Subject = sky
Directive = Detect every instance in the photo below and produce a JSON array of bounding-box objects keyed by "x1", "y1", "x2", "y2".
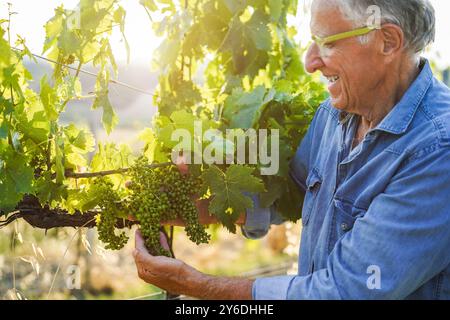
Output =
[
  {"x1": 0, "y1": 0, "x2": 162, "y2": 64},
  {"x1": 1, "y1": 0, "x2": 449, "y2": 69}
]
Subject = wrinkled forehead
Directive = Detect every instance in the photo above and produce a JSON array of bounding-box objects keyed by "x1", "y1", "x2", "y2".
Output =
[{"x1": 310, "y1": 0, "x2": 354, "y2": 37}]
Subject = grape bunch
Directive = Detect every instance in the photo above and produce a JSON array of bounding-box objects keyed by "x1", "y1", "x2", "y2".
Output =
[
  {"x1": 127, "y1": 157, "x2": 210, "y2": 256},
  {"x1": 91, "y1": 178, "x2": 129, "y2": 250},
  {"x1": 161, "y1": 166, "x2": 210, "y2": 245}
]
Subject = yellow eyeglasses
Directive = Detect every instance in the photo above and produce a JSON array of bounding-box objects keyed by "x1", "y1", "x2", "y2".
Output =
[{"x1": 311, "y1": 25, "x2": 381, "y2": 47}]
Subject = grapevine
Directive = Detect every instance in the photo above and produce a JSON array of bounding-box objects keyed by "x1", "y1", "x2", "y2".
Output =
[{"x1": 0, "y1": 0, "x2": 327, "y2": 257}]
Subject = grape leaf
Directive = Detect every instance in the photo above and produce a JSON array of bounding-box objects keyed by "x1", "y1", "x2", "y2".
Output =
[
  {"x1": 269, "y1": 0, "x2": 283, "y2": 23},
  {"x1": 139, "y1": 128, "x2": 169, "y2": 163},
  {"x1": 246, "y1": 9, "x2": 272, "y2": 51},
  {"x1": 223, "y1": 0, "x2": 246, "y2": 14},
  {"x1": 90, "y1": 143, "x2": 134, "y2": 172},
  {"x1": 140, "y1": 0, "x2": 158, "y2": 11},
  {"x1": 260, "y1": 176, "x2": 285, "y2": 208},
  {"x1": 92, "y1": 91, "x2": 118, "y2": 135},
  {"x1": 201, "y1": 165, "x2": 265, "y2": 232},
  {"x1": 0, "y1": 145, "x2": 34, "y2": 212},
  {"x1": 39, "y1": 75, "x2": 59, "y2": 121},
  {"x1": 0, "y1": 175, "x2": 23, "y2": 213},
  {"x1": 152, "y1": 39, "x2": 181, "y2": 71},
  {"x1": 274, "y1": 174, "x2": 305, "y2": 221},
  {"x1": 43, "y1": 7, "x2": 63, "y2": 54},
  {"x1": 58, "y1": 29, "x2": 82, "y2": 56},
  {"x1": 0, "y1": 121, "x2": 7, "y2": 139},
  {"x1": 223, "y1": 86, "x2": 270, "y2": 129},
  {"x1": 34, "y1": 173, "x2": 68, "y2": 208},
  {"x1": 63, "y1": 124, "x2": 95, "y2": 154}
]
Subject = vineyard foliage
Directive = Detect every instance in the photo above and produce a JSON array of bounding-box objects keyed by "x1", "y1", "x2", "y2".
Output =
[{"x1": 0, "y1": 0, "x2": 327, "y2": 249}]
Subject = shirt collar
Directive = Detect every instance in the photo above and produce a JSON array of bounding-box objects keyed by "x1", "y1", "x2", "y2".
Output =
[
  {"x1": 339, "y1": 111, "x2": 352, "y2": 124},
  {"x1": 338, "y1": 58, "x2": 433, "y2": 134}
]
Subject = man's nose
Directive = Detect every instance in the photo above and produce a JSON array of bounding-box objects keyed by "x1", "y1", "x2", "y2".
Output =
[{"x1": 305, "y1": 43, "x2": 325, "y2": 74}]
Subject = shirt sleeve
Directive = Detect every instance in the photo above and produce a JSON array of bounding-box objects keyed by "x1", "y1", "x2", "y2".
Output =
[
  {"x1": 240, "y1": 194, "x2": 285, "y2": 240},
  {"x1": 253, "y1": 146, "x2": 450, "y2": 299}
]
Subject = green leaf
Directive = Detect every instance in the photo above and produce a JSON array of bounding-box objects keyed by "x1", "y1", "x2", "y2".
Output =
[
  {"x1": 92, "y1": 92, "x2": 118, "y2": 135},
  {"x1": 0, "y1": 145, "x2": 34, "y2": 211},
  {"x1": 90, "y1": 143, "x2": 133, "y2": 172},
  {"x1": 16, "y1": 94, "x2": 51, "y2": 146},
  {"x1": 246, "y1": 10, "x2": 272, "y2": 51},
  {"x1": 140, "y1": 0, "x2": 158, "y2": 11},
  {"x1": 260, "y1": 176, "x2": 284, "y2": 208},
  {"x1": 0, "y1": 175, "x2": 23, "y2": 212},
  {"x1": 0, "y1": 120, "x2": 8, "y2": 139},
  {"x1": 202, "y1": 165, "x2": 265, "y2": 232},
  {"x1": 223, "y1": 86, "x2": 269, "y2": 129},
  {"x1": 268, "y1": 0, "x2": 283, "y2": 23},
  {"x1": 113, "y1": 7, "x2": 126, "y2": 25},
  {"x1": 11, "y1": 132, "x2": 22, "y2": 152},
  {"x1": 80, "y1": 6, "x2": 109, "y2": 31},
  {"x1": 34, "y1": 173, "x2": 67, "y2": 207},
  {"x1": 153, "y1": 115, "x2": 177, "y2": 149},
  {"x1": 64, "y1": 188, "x2": 98, "y2": 214},
  {"x1": 170, "y1": 110, "x2": 198, "y2": 135},
  {"x1": 43, "y1": 9, "x2": 63, "y2": 54},
  {"x1": 58, "y1": 29, "x2": 82, "y2": 55},
  {"x1": 223, "y1": 0, "x2": 246, "y2": 14},
  {"x1": 92, "y1": 66, "x2": 118, "y2": 134},
  {"x1": 275, "y1": 175, "x2": 304, "y2": 221},
  {"x1": 63, "y1": 124, "x2": 95, "y2": 153},
  {"x1": 39, "y1": 75, "x2": 59, "y2": 121},
  {"x1": 152, "y1": 39, "x2": 181, "y2": 71},
  {"x1": 139, "y1": 128, "x2": 168, "y2": 163},
  {"x1": 2, "y1": 65, "x2": 25, "y2": 102}
]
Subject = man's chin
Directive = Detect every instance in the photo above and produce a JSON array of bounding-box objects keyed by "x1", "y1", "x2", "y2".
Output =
[{"x1": 329, "y1": 96, "x2": 347, "y2": 111}]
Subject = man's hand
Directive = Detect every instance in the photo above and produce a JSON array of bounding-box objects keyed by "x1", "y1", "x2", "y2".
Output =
[
  {"x1": 133, "y1": 229, "x2": 202, "y2": 295},
  {"x1": 132, "y1": 229, "x2": 254, "y2": 299}
]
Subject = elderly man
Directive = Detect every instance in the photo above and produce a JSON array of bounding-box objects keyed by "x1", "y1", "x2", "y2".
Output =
[{"x1": 133, "y1": 0, "x2": 450, "y2": 300}]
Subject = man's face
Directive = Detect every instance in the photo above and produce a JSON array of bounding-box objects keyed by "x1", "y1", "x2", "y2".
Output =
[{"x1": 305, "y1": 0, "x2": 385, "y2": 112}]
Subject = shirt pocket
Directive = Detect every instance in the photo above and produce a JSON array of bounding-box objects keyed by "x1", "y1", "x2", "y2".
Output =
[
  {"x1": 328, "y1": 199, "x2": 367, "y2": 251},
  {"x1": 302, "y1": 168, "x2": 322, "y2": 227}
]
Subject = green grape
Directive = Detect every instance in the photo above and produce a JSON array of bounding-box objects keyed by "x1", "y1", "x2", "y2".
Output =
[
  {"x1": 90, "y1": 178, "x2": 129, "y2": 250},
  {"x1": 127, "y1": 157, "x2": 210, "y2": 257}
]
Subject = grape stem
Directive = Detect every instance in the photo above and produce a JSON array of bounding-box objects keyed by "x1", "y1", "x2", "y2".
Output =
[{"x1": 63, "y1": 162, "x2": 173, "y2": 179}]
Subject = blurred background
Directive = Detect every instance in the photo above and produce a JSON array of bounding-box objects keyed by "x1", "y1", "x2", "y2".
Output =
[{"x1": 0, "y1": 0, "x2": 448, "y2": 300}]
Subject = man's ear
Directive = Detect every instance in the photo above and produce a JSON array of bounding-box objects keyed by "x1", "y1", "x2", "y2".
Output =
[{"x1": 380, "y1": 23, "x2": 404, "y2": 57}]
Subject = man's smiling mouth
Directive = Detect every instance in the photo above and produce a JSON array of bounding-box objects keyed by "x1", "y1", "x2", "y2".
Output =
[{"x1": 326, "y1": 75, "x2": 340, "y2": 83}]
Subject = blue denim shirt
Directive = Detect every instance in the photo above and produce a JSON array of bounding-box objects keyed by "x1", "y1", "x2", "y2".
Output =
[{"x1": 243, "y1": 60, "x2": 450, "y2": 300}]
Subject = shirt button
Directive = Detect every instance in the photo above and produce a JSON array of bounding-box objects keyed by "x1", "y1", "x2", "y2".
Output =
[{"x1": 341, "y1": 223, "x2": 349, "y2": 231}]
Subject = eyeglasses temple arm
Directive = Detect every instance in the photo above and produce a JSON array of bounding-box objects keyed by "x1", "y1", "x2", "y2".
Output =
[{"x1": 313, "y1": 26, "x2": 379, "y2": 46}]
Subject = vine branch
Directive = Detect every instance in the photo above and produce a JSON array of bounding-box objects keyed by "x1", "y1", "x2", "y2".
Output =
[
  {"x1": 63, "y1": 162, "x2": 172, "y2": 179},
  {"x1": 0, "y1": 196, "x2": 137, "y2": 230}
]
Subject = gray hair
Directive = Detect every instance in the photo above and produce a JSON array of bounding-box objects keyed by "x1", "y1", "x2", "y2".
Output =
[{"x1": 335, "y1": 0, "x2": 435, "y2": 54}]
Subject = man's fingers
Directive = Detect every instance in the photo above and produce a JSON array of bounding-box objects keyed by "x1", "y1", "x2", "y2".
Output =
[
  {"x1": 177, "y1": 163, "x2": 189, "y2": 175},
  {"x1": 160, "y1": 231, "x2": 171, "y2": 251},
  {"x1": 134, "y1": 229, "x2": 150, "y2": 258},
  {"x1": 174, "y1": 154, "x2": 189, "y2": 175},
  {"x1": 134, "y1": 229, "x2": 177, "y2": 269}
]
